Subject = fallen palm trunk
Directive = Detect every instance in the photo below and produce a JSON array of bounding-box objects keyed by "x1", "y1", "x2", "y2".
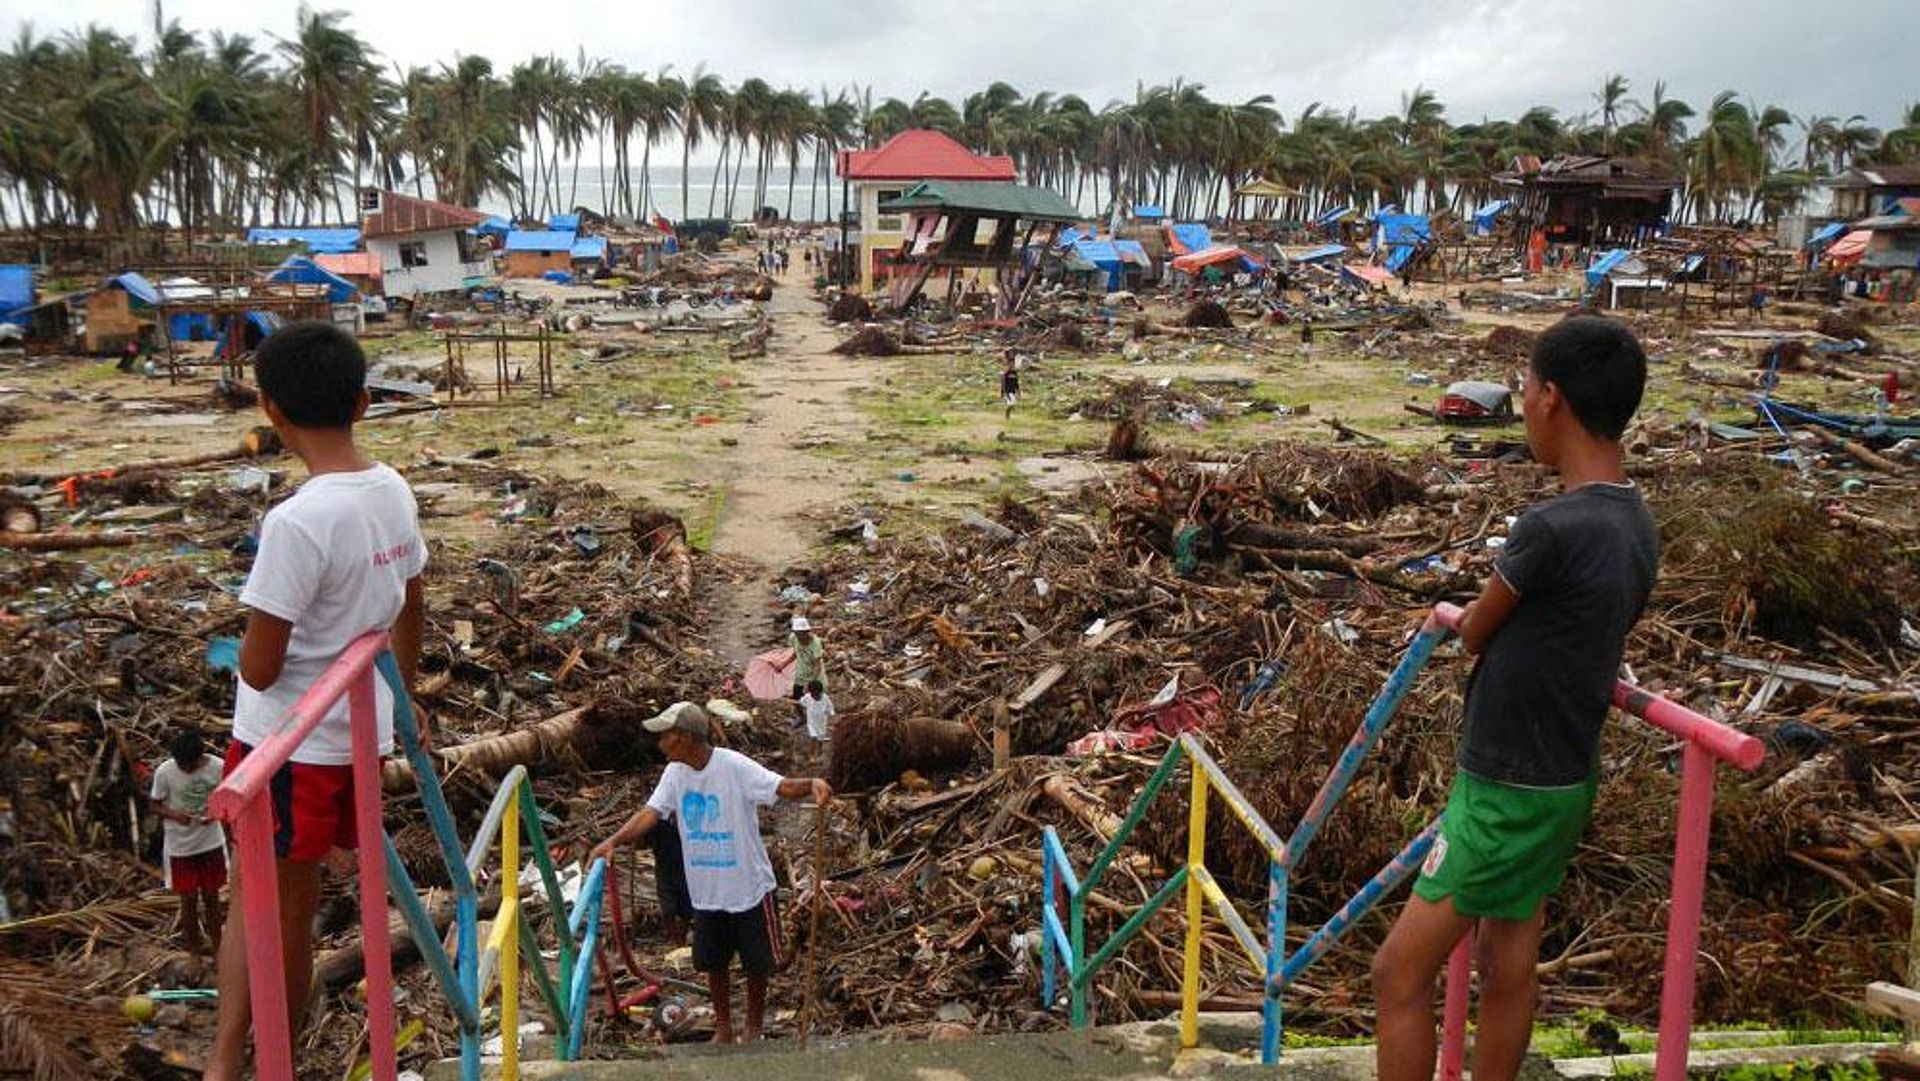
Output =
[
  {"x1": 827, "y1": 711, "x2": 978, "y2": 791},
  {"x1": 382, "y1": 705, "x2": 652, "y2": 792},
  {"x1": 0, "y1": 530, "x2": 147, "y2": 551}
]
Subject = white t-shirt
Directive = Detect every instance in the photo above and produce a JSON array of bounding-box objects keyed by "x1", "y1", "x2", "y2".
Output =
[
  {"x1": 644, "y1": 748, "x2": 782, "y2": 913},
  {"x1": 233, "y1": 464, "x2": 426, "y2": 765},
  {"x1": 151, "y1": 757, "x2": 226, "y2": 857},
  {"x1": 802, "y1": 692, "x2": 835, "y2": 741}
]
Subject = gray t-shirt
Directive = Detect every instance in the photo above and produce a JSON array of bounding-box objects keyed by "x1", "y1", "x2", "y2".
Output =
[{"x1": 1458, "y1": 483, "x2": 1659, "y2": 788}]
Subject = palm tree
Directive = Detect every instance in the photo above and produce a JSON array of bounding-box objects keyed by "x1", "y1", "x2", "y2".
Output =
[
  {"x1": 677, "y1": 66, "x2": 725, "y2": 221},
  {"x1": 1595, "y1": 74, "x2": 1630, "y2": 153},
  {"x1": 274, "y1": 7, "x2": 379, "y2": 221}
]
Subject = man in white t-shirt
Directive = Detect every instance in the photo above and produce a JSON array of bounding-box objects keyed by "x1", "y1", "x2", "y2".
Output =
[
  {"x1": 592, "y1": 703, "x2": 831, "y2": 1045},
  {"x1": 151, "y1": 730, "x2": 228, "y2": 955},
  {"x1": 207, "y1": 322, "x2": 427, "y2": 1081}
]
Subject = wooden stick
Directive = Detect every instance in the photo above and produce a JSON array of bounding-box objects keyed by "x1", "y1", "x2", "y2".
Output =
[{"x1": 798, "y1": 799, "x2": 830, "y2": 1050}]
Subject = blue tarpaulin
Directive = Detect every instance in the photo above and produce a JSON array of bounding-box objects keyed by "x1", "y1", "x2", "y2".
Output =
[
  {"x1": 1132, "y1": 204, "x2": 1165, "y2": 220},
  {"x1": 548, "y1": 213, "x2": 582, "y2": 232},
  {"x1": 265, "y1": 256, "x2": 359, "y2": 303},
  {"x1": 1168, "y1": 223, "x2": 1211, "y2": 254},
  {"x1": 1806, "y1": 222, "x2": 1847, "y2": 249},
  {"x1": 1292, "y1": 244, "x2": 1347, "y2": 264},
  {"x1": 108, "y1": 272, "x2": 160, "y2": 306},
  {"x1": 1471, "y1": 200, "x2": 1510, "y2": 235},
  {"x1": 505, "y1": 230, "x2": 576, "y2": 252},
  {"x1": 1316, "y1": 205, "x2": 1353, "y2": 228},
  {"x1": 1072, "y1": 239, "x2": 1125, "y2": 289},
  {"x1": 168, "y1": 312, "x2": 216, "y2": 341},
  {"x1": 570, "y1": 236, "x2": 609, "y2": 261},
  {"x1": 0, "y1": 265, "x2": 30, "y2": 317},
  {"x1": 1112, "y1": 239, "x2": 1150, "y2": 266},
  {"x1": 1585, "y1": 249, "x2": 1631, "y2": 289},
  {"x1": 245, "y1": 227, "x2": 361, "y2": 254},
  {"x1": 477, "y1": 215, "x2": 512, "y2": 237},
  {"x1": 1375, "y1": 213, "x2": 1431, "y2": 272},
  {"x1": 1056, "y1": 226, "x2": 1087, "y2": 248},
  {"x1": 542, "y1": 270, "x2": 574, "y2": 284}
]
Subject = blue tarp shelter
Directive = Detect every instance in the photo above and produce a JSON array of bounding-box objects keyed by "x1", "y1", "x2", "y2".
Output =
[
  {"x1": 215, "y1": 311, "x2": 284, "y2": 356},
  {"x1": 245, "y1": 227, "x2": 361, "y2": 254},
  {"x1": 1113, "y1": 239, "x2": 1151, "y2": 268},
  {"x1": 505, "y1": 230, "x2": 576, "y2": 252},
  {"x1": 1375, "y1": 213, "x2": 1431, "y2": 272},
  {"x1": 1056, "y1": 226, "x2": 1088, "y2": 248},
  {"x1": 548, "y1": 213, "x2": 582, "y2": 232},
  {"x1": 1292, "y1": 244, "x2": 1347, "y2": 264},
  {"x1": 1072, "y1": 239, "x2": 1125, "y2": 290},
  {"x1": 109, "y1": 272, "x2": 161, "y2": 306},
  {"x1": 1168, "y1": 222, "x2": 1212, "y2": 255},
  {"x1": 1806, "y1": 222, "x2": 1847, "y2": 249},
  {"x1": 570, "y1": 236, "x2": 609, "y2": 262},
  {"x1": 1132, "y1": 204, "x2": 1166, "y2": 220},
  {"x1": 265, "y1": 256, "x2": 360, "y2": 303},
  {"x1": 1584, "y1": 249, "x2": 1631, "y2": 290},
  {"x1": 0, "y1": 265, "x2": 31, "y2": 317},
  {"x1": 1471, "y1": 200, "x2": 1511, "y2": 236},
  {"x1": 477, "y1": 216, "x2": 512, "y2": 238}
]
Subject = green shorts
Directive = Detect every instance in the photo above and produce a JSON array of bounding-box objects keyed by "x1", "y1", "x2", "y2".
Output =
[{"x1": 1413, "y1": 770, "x2": 1596, "y2": 921}]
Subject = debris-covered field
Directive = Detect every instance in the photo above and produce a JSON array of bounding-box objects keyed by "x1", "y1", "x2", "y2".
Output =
[{"x1": 2, "y1": 250, "x2": 1919, "y2": 1077}]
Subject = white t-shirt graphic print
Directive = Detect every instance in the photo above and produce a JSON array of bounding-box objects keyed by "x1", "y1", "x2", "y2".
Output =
[
  {"x1": 644, "y1": 748, "x2": 782, "y2": 913},
  {"x1": 233, "y1": 464, "x2": 426, "y2": 765}
]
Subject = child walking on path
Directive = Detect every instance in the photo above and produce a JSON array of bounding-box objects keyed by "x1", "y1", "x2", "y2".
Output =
[
  {"x1": 1372, "y1": 316, "x2": 1659, "y2": 1081},
  {"x1": 593, "y1": 703, "x2": 832, "y2": 1045},
  {"x1": 205, "y1": 322, "x2": 427, "y2": 1081},
  {"x1": 151, "y1": 730, "x2": 227, "y2": 955}
]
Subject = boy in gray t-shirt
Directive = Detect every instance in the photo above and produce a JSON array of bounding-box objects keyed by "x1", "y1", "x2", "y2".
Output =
[{"x1": 1373, "y1": 316, "x2": 1658, "y2": 1081}]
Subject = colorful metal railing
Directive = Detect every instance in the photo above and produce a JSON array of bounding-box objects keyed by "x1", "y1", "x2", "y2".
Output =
[
  {"x1": 1040, "y1": 601, "x2": 1765, "y2": 1078},
  {"x1": 207, "y1": 631, "x2": 607, "y2": 1081}
]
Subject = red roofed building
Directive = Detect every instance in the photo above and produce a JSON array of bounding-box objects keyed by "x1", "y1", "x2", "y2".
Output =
[
  {"x1": 835, "y1": 131, "x2": 1017, "y2": 290},
  {"x1": 358, "y1": 189, "x2": 493, "y2": 295}
]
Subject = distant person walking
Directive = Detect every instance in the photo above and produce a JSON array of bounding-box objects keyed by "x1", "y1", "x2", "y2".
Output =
[
  {"x1": 1001, "y1": 350, "x2": 1020, "y2": 419},
  {"x1": 788, "y1": 616, "x2": 827, "y2": 699}
]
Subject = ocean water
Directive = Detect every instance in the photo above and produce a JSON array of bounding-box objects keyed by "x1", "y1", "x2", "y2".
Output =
[{"x1": 472, "y1": 165, "x2": 850, "y2": 223}]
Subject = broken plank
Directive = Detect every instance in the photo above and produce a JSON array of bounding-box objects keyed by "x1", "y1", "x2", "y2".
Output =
[{"x1": 1010, "y1": 662, "x2": 1067, "y2": 711}]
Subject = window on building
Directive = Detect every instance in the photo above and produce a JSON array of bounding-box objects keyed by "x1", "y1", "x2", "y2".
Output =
[
  {"x1": 875, "y1": 189, "x2": 903, "y2": 232},
  {"x1": 399, "y1": 241, "x2": 430, "y2": 268},
  {"x1": 358, "y1": 189, "x2": 382, "y2": 212},
  {"x1": 456, "y1": 231, "x2": 479, "y2": 263}
]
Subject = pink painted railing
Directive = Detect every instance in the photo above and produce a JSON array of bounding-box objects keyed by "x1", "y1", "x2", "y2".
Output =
[
  {"x1": 206, "y1": 632, "x2": 397, "y2": 1081},
  {"x1": 1429, "y1": 602, "x2": 1766, "y2": 1081}
]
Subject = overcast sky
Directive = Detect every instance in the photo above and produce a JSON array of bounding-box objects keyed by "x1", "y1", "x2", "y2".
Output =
[{"x1": 12, "y1": 0, "x2": 1916, "y2": 137}]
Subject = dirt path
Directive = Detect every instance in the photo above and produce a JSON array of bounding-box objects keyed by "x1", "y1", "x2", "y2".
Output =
[{"x1": 701, "y1": 274, "x2": 875, "y2": 666}]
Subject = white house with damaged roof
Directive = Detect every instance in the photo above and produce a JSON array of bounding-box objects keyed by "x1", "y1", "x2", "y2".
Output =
[{"x1": 359, "y1": 189, "x2": 492, "y2": 296}]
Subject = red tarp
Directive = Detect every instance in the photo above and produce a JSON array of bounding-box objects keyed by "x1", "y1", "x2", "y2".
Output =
[
  {"x1": 1824, "y1": 230, "x2": 1871, "y2": 267},
  {"x1": 1170, "y1": 246, "x2": 1253, "y2": 274},
  {"x1": 314, "y1": 252, "x2": 383, "y2": 288},
  {"x1": 1065, "y1": 686, "x2": 1223, "y2": 756},
  {"x1": 1343, "y1": 263, "x2": 1397, "y2": 289}
]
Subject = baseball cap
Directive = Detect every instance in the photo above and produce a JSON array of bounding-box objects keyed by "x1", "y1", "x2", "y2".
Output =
[
  {"x1": 791, "y1": 616, "x2": 812, "y2": 632},
  {"x1": 643, "y1": 701, "x2": 711, "y2": 739}
]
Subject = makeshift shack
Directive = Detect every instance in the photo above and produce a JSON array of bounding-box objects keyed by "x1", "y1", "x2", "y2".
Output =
[
  {"x1": 1498, "y1": 155, "x2": 1680, "y2": 247},
  {"x1": 314, "y1": 252, "x2": 385, "y2": 297},
  {"x1": 502, "y1": 231, "x2": 576, "y2": 279},
  {"x1": 570, "y1": 235, "x2": 611, "y2": 274},
  {"x1": 876, "y1": 179, "x2": 1078, "y2": 313},
  {"x1": 82, "y1": 272, "x2": 159, "y2": 354}
]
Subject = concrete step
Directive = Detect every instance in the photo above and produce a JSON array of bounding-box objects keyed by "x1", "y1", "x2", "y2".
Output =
[{"x1": 425, "y1": 1014, "x2": 1896, "y2": 1081}]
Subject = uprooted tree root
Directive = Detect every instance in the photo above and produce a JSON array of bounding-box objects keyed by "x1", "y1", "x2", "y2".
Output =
[{"x1": 832, "y1": 326, "x2": 901, "y2": 356}]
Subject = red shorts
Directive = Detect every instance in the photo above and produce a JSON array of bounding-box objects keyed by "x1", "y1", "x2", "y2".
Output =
[
  {"x1": 223, "y1": 741, "x2": 356, "y2": 863},
  {"x1": 166, "y1": 848, "x2": 228, "y2": 894}
]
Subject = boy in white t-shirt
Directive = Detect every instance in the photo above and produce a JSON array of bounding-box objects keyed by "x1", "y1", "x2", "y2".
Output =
[
  {"x1": 592, "y1": 703, "x2": 831, "y2": 1045},
  {"x1": 799, "y1": 680, "x2": 835, "y2": 743},
  {"x1": 206, "y1": 322, "x2": 427, "y2": 1081},
  {"x1": 150, "y1": 730, "x2": 228, "y2": 955}
]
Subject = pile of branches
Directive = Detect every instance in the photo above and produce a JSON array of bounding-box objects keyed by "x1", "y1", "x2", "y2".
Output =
[{"x1": 792, "y1": 441, "x2": 1919, "y2": 1033}]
